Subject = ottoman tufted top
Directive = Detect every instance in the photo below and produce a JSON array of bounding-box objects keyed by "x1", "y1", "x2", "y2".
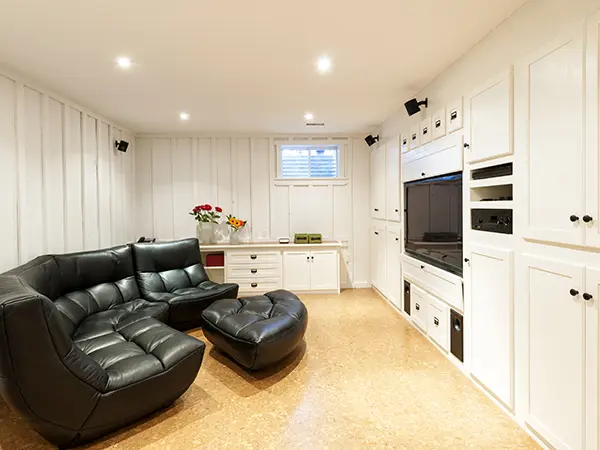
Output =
[{"x1": 201, "y1": 290, "x2": 307, "y2": 345}]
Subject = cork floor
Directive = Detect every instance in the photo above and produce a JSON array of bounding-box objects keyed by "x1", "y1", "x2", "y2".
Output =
[{"x1": 0, "y1": 289, "x2": 539, "y2": 450}]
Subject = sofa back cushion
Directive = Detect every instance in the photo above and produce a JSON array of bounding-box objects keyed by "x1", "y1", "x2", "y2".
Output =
[
  {"x1": 3, "y1": 245, "x2": 140, "y2": 335},
  {"x1": 132, "y1": 238, "x2": 208, "y2": 295}
]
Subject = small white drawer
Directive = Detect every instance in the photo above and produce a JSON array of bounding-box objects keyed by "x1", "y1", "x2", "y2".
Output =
[
  {"x1": 237, "y1": 279, "x2": 281, "y2": 295},
  {"x1": 427, "y1": 298, "x2": 449, "y2": 352},
  {"x1": 227, "y1": 251, "x2": 281, "y2": 266},
  {"x1": 226, "y1": 265, "x2": 281, "y2": 280},
  {"x1": 411, "y1": 285, "x2": 428, "y2": 331}
]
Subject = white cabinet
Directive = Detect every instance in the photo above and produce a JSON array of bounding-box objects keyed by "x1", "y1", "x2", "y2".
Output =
[
  {"x1": 385, "y1": 138, "x2": 401, "y2": 222},
  {"x1": 385, "y1": 227, "x2": 401, "y2": 308},
  {"x1": 282, "y1": 250, "x2": 339, "y2": 292},
  {"x1": 467, "y1": 245, "x2": 513, "y2": 409},
  {"x1": 371, "y1": 222, "x2": 386, "y2": 292},
  {"x1": 427, "y1": 297, "x2": 449, "y2": 352},
  {"x1": 410, "y1": 284, "x2": 428, "y2": 331},
  {"x1": 587, "y1": 15, "x2": 600, "y2": 248},
  {"x1": 465, "y1": 68, "x2": 513, "y2": 164},
  {"x1": 517, "y1": 31, "x2": 587, "y2": 246},
  {"x1": 370, "y1": 144, "x2": 386, "y2": 219},
  {"x1": 522, "y1": 254, "x2": 597, "y2": 450},
  {"x1": 282, "y1": 251, "x2": 312, "y2": 291},
  {"x1": 310, "y1": 250, "x2": 339, "y2": 291}
]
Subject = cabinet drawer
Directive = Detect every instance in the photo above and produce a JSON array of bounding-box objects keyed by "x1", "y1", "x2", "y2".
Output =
[
  {"x1": 227, "y1": 251, "x2": 281, "y2": 266},
  {"x1": 427, "y1": 298, "x2": 449, "y2": 352},
  {"x1": 411, "y1": 286, "x2": 428, "y2": 331},
  {"x1": 226, "y1": 265, "x2": 281, "y2": 280},
  {"x1": 237, "y1": 279, "x2": 281, "y2": 295}
]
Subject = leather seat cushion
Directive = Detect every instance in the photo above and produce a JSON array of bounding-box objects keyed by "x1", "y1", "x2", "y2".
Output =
[
  {"x1": 144, "y1": 281, "x2": 239, "y2": 327},
  {"x1": 201, "y1": 290, "x2": 307, "y2": 370},
  {"x1": 72, "y1": 304, "x2": 201, "y2": 391}
]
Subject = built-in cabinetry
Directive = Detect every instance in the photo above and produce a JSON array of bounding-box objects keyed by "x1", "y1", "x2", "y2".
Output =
[
  {"x1": 464, "y1": 69, "x2": 513, "y2": 164},
  {"x1": 200, "y1": 242, "x2": 342, "y2": 295},
  {"x1": 371, "y1": 138, "x2": 401, "y2": 222},
  {"x1": 521, "y1": 254, "x2": 597, "y2": 450},
  {"x1": 466, "y1": 245, "x2": 513, "y2": 409},
  {"x1": 385, "y1": 226, "x2": 401, "y2": 308}
]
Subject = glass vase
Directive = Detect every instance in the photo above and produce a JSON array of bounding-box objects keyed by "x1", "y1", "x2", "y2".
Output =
[
  {"x1": 197, "y1": 222, "x2": 214, "y2": 244},
  {"x1": 230, "y1": 230, "x2": 241, "y2": 245}
]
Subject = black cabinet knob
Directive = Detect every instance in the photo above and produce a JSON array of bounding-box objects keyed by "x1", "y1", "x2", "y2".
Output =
[
  {"x1": 434, "y1": 317, "x2": 439, "y2": 326},
  {"x1": 251, "y1": 283, "x2": 258, "y2": 288},
  {"x1": 464, "y1": 258, "x2": 470, "y2": 263},
  {"x1": 570, "y1": 289, "x2": 579, "y2": 297},
  {"x1": 395, "y1": 209, "x2": 399, "y2": 212},
  {"x1": 583, "y1": 293, "x2": 594, "y2": 301},
  {"x1": 311, "y1": 256, "x2": 314, "y2": 260},
  {"x1": 395, "y1": 238, "x2": 399, "y2": 242},
  {"x1": 464, "y1": 143, "x2": 470, "y2": 149},
  {"x1": 374, "y1": 232, "x2": 379, "y2": 235},
  {"x1": 420, "y1": 265, "x2": 425, "y2": 269},
  {"x1": 583, "y1": 215, "x2": 593, "y2": 223},
  {"x1": 570, "y1": 215, "x2": 580, "y2": 223},
  {"x1": 250, "y1": 255, "x2": 257, "y2": 259},
  {"x1": 421, "y1": 172, "x2": 426, "y2": 176},
  {"x1": 415, "y1": 303, "x2": 420, "y2": 311},
  {"x1": 374, "y1": 208, "x2": 379, "y2": 212},
  {"x1": 306, "y1": 256, "x2": 310, "y2": 260},
  {"x1": 251, "y1": 269, "x2": 257, "y2": 274}
]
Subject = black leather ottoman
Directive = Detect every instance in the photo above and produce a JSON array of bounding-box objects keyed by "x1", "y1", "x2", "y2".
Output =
[{"x1": 201, "y1": 290, "x2": 307, "y2": 370}]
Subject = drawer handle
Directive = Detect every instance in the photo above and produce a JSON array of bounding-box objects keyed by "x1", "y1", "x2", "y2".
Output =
[
  {"x1": 374, "y1": 208, "x2": 379, "y2": 212},
  {"x1": 434, "y1": 317, "x2": 439, "y2": 326},
  {"x1": 250, "y1": 255, "x2": 257, "y2": 260},
  {"x1": 450, "y1": 110, "x2": 458, "y2": 120},
  {"x1": 251, "y1": 269, "x2": 257, "y2": 274},
  {"x1": 251, "y1": 283, "x2": 258, "y2": 288},
  {"x1": 583, "y1": 292, "x2": 593, "y2": 301},
  {"x1": 570, "y1": 289, "x2": 579, "y2": 297},
  {"x1": 435, "y1": 119, "x2": 441, "y2": 128},
  {"x1": 415, "y1": 303, "x2": 420, "y2": 311}
]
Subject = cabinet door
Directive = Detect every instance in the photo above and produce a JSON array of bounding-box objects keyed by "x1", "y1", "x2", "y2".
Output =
[
  {"x1": 386, "y1": 138, "x2": 401, "y2": 222},
  {"x1": 371, "y1": 224, "x2": 386, "y2": 291},
  {"x1": 468, "y1": 245, "x2": 513, "y2": 408},
  {"x1": 370, "y1": 145, "x2": 386, "y2": 219},
  {"x1": 587, "y1": 15, "x2": 600, "y2": 248},
  {"x1": 522, "y1": 254, "x2": 585, "y2": 450},
  {"x1": 282, "y1": 251, "x2": 311, "y2": 291},
  {"x1": 517, "y1": 32, "x2": 586, "y2": 246},
  {"x1": 410, "y1": 284, "x2": 427, "y2": 331},
  {"x1": 310, "y1": 250, "x2": 338, "y2": 291},
  {"x1": 385, "y1": 228, "x2": 401, "y2": 308},
  {"x1": 465, "y1": 68, "x2": 513, "y2": 164},
  {"x1": 584, "y1": 267, "x2": 600, "y2": 450}
]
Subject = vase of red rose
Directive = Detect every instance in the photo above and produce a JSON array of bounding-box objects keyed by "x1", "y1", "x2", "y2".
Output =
[{"x1": 190, "y1": 204, "x2": 223, "y2": 244}]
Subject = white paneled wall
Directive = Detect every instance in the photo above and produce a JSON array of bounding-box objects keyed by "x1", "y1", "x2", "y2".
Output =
[
  {"x1": 0, "y1": 69, "x2": 136, "y2": 272},
  {"x1": 134, "y1": 135, "x2": 371, "y2": 287}
]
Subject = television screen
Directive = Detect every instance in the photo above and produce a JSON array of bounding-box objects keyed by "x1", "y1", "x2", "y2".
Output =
[{"x1": 404, "y1": 172, "x2": 463, "y2": 276}]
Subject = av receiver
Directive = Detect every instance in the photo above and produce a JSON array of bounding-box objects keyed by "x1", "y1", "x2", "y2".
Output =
[{"x1": 471, "y1": 209, "x2": 513, "y2": 234}]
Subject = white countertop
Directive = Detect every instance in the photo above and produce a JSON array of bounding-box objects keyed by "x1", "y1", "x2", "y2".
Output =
[{"x1": 199, "y1": 240, "x2": 345, "y2": 251}]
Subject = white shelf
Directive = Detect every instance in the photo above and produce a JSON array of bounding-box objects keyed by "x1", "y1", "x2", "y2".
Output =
[
  {"x1": 469, "y1": 175, "x2": 514, "y2": 188},
  {"x1": 205, "y1": 266, "x2": 225, "y2": 270},
  {"x1": 199, "y1": 240, "x2": 345, "y2": 252},
  {"x1": 470, "y1": 201, "x2": 513, "y2": 209}
]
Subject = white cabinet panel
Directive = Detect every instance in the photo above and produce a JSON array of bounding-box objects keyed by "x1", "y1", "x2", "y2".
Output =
[
  {"x1": 411, "y1": 285, "x2": 428, "y2": 331},
  {"x1": 385, "y1": 227, "x2": 401, "y2": 308},
  {"x1": 370, "y1": 145, "x2": 385, "y2": 219},
  {"x1": 518, "y1": 33, "x2": 586, "y2": 246},
  {"x1": 371, "y1": 223, "x2": 386, "y2": 292},
  {"x1": 468, "y1": 245, "x2": 513, "y2": 408},
  {"x1": 283, "y1": 251, "x2": 311, "y2": 291},
  {"x1": 400, "y1": 134, "x2": 409, "y2": 154},
  {"x1": 586, "y1": 16, "x2": 600, "y2": 248},
  {"x1": 432, "y1": 108, "x2": 446, "y2": 140},
  {"x1": 409, "y1": 123, "x2": 420, "y2": 150},
  {"x1": 402, "y1": 133, "x2": 463, "y2": 183},
  {"x1": 522, "y1": 254, "x2": 585, "y2": 450},
  {"x1": 310, "y1": 250, "x2": 338, "y2": 291},
  {"x1": 427, "y1": 297, "x2": 449, "y2": 352},
  {"x1": 385, "y1": 138, "x2": 401, "y2": 222},
  {"x1": 446, "y1": 98, "x2": 463, "y2": 133},
  {"x1": 465, "y1": 69, "x2": 513, "y2": 164},
  {"x1": 585, "y1": 267, "x2": 600, "y2": 450}
]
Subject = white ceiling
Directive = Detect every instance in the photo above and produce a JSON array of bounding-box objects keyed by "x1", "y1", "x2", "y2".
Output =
[{"x1": 0, "y1": 0, "x2": 526, "y2": 135}]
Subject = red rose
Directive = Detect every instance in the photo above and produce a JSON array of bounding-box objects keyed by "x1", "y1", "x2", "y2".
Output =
[
  {"x1": 201, "y1": 204, "x2": 209, "y2": 211},
  {"x1": 216, "y1": 207, "x2": 223, "y2": 213},
  {"x1": 205, "y1": 205, "x2": 212, "y2": 211}
]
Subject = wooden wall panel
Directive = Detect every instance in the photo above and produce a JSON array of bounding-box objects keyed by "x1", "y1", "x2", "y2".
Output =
[
  {"x1": 0, "y1": 66, "x2": 135, "y2": 271},
  {"x1": 0, "y1": 75, "x2": 19, "y2": 270}
]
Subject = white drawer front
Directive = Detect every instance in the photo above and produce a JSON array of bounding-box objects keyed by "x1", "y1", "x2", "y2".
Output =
[
  {"x1": 237, "y1": 279, "x2": 281, "y2": 295},
  {"x1": 427, "y1": 298, "x2": 449, "y2": 352},
  {"x1": 227, "y1": 265, "x2": 281, "y2": 280},
  {"x1": 411, "y1": 285, "x2": 428, "y2": 331},
  {"x1": 227, "y1": 251, "x2": 281, "y2": 266}
]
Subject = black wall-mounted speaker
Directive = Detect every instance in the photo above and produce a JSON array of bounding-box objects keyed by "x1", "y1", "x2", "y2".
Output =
[
  {"x1": 364, "y1": 134, "x2": 380, "y2": 147},
  {"x1": 404, "y1": 98, "x2": 429, "y2": 116},
  {"x1": 115, "y1": 140, "x2": 129, "y2": 152}
]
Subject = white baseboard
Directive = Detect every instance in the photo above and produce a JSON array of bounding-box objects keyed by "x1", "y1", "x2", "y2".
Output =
[{"x1": 352, "y1": 281, "x2": 371, "y2": 289}]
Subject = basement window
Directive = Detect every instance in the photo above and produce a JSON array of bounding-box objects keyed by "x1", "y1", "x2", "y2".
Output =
[{"x1": 279, "y1": 144, "x2": 340, "y2": 179}]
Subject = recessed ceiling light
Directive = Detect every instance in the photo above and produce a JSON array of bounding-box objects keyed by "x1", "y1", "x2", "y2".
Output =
[
  {"x1": 316, "y1": 56, "x2": 332, "y2": 74},
  {"x1": 116, "y1": 56, "x2": 133, "y2": 68},
  {"x1": 304, "y1": 112, "x2": 314, "y2": 121},
  {"x1": 179, "y1": 112, "x2": 190, "y2": 121}
]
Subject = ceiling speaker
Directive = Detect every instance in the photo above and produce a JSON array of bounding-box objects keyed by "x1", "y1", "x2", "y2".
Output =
[
  {"x1": 404, "y1": 98, "x2": 429, "y2": 116},
  {"x1": 365, "y1": 135, "x2": 380, "y2": 147}
]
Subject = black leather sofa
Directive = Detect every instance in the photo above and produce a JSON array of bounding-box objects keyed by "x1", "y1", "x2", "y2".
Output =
[{"x1": 0, "y1": 238, "x2": 238, "y2": 448}]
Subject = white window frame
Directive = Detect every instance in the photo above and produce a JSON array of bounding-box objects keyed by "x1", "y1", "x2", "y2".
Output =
[{"x1": 275, "y1": 141, "x2": 347, "y2": 185}]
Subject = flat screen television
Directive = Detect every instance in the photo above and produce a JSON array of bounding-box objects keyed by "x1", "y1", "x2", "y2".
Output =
[{"x1": 404, "y1": 172, "x2": 463, "y2": 276}]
